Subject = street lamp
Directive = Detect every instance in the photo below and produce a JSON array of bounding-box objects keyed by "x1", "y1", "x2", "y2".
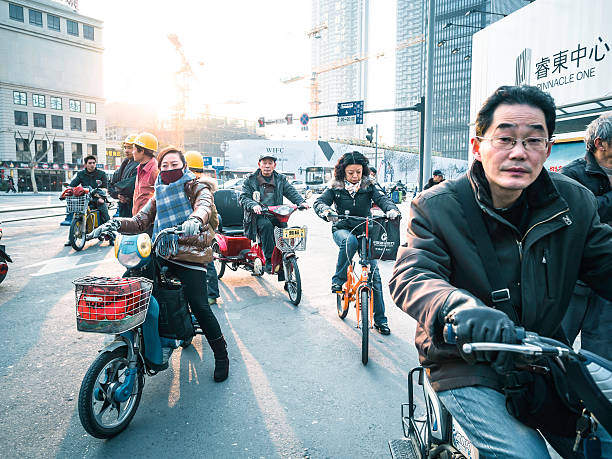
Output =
[
  {"x1": 464, "y1": 54, "x2": 472, "y2": 61},
  {"x1": 451, "y1": 47, "x2": 459, "y2": 54},
  {"x1": 465, "y1": 9, "x2": 507, "y2": 17},
  {"x1": 437, "y1": 34, "x2": 472, "y2": 47}
]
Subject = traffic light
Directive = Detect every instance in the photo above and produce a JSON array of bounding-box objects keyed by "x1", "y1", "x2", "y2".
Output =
[
  {"x1": 258, "y1": 117, "x2": 265, "y2": 128},
  {"x1": 366, "y1": 126, "x2": 374, "y2": 143},
  {"x1": 285, "y1": 114, "x2": 293, "y2": 125}
]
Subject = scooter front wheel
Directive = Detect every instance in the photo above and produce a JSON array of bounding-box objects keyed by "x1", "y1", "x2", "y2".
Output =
[
  {"x1": 78, "y1": 347, "x2": 143, "y2": 439},
  {"x1": 69, "y1": 215, "x2": 87, "y2": 251}
]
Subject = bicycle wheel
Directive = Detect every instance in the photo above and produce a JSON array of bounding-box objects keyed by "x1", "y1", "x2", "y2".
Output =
[
  {"x1": 285, "y1": 256, "x2": 301, "y2": 305},
  {"x1": 78, "y1": 347, "x2": 144, "y2": 438},
  {"x1": 360, "y1": 289, "x2": 369, "y2": 365},
  {"x1": 336, "y1": 292, "x2": 348, "y2": 319},
  {"x1": 69, "y1": 215, "x2": 86, "y2": 251},
  {"x1": 212, "y1": 241, "x2": 226, "y2": 279}
]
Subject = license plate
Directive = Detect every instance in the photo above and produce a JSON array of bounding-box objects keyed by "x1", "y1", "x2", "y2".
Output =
[{"x1": 283, "y1": 228, "x2": 305, "y2": 239}]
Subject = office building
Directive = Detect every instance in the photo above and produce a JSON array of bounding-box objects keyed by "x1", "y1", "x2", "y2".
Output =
[
  {"x1": 395, "y1": 0, "x2": 524, "y2": 160},
  {"x1": 0, "y1": 0, "x2": 104, "y2": 191}
]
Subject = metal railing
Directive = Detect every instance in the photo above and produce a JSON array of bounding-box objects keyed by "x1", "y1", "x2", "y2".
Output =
[{"x1": 0, "y1": 204, "x2": 68, "y2": 224}]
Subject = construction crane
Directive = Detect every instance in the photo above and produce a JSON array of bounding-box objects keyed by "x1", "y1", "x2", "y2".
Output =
[
  {"x1": 168, "y1": 33, "x2": 196, "y2": 149},
  {"x1": 283, "y1": 34, "x2": 424, "y2": 140}
]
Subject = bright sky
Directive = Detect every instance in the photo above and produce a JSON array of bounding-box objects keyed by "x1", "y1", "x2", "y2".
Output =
[{"x1": 77, "y1": 0, "x2": 396, "y2": 140}]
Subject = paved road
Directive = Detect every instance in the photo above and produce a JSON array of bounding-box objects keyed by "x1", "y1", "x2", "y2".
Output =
[{"x1": 0, "y1": 196, "x2": 421, "y2": 458}]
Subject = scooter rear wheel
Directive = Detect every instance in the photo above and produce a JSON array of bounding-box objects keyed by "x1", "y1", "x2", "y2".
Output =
[
  {"x1": 78, "y1": 347, "x2": 144, "y2": 438},
  {"x1": 212, "y1": 242, "x2": 226, "y2": 279}
]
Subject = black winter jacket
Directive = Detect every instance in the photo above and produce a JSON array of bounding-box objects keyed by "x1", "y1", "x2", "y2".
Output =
[
  {"x1": 561, "y1": 150, "x2": 612, "y2": 223},
  {"x1": 239, "y1": 170, "x2": 305, "y2": 241},
  {"x1": 389, "y1": 160, "x2": 612, "y2": 392},
  {"x1": 314, "y1": 177, "x2": 398, "y2": 233},
  {"x1": 70, "y1": 168, "x2": 108, "y2": 189}
]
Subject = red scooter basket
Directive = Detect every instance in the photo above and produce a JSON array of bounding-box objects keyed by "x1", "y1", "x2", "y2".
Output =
[{"x1": 73, "y1": 276, "x2": 152, "y2": 334}]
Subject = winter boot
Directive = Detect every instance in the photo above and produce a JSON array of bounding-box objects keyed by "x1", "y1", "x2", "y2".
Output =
[{"x1": 207, "y1": 335, "x2": 229, "y2": 382}]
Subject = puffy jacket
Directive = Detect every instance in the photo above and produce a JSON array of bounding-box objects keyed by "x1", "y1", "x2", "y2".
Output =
[
  {"x1": 239, "y1": 170, "x2": 305, "y2": 241},
  {"x1": 561, "y1": 150, "x2": 612, "y2": 223},
  {"x1": 314, "y1": 177, "x2": 398, "y2": 233},
  {"x1": 118, "y1": 177, "x2": 219, "y2": 265},
  {"x1": 389, "y1": 160, "x2": 612, "y2": 392}
]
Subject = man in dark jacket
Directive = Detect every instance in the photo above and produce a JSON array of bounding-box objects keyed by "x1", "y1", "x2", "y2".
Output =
[
  {"x1": 390, "y1": 85, "x2": 612, "y2": 457},
  {"x1": 239, "y1": 154, "x2": 308, "y2": 272},
  {"x1": 561, "y1": 114, "x2": 612, "y2": 360},
  {"x1": 69, "y1": 155, "x2": 109, "y2": 223},
  {"x1": 109, "y1": 134, "x2": 139, "y2": 217},
  {"x1": 423, "y1": 169, "x2": 444, "y2": 189}
]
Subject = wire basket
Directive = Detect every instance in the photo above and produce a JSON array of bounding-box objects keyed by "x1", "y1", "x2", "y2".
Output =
[
  {"x1": 73, "y1": 276, "x2": 153, "y2": 334},
  {"x1": 66, "y1": 195, "x2": 89, "y2": 214},
  {"x1": 274, "y1": 226, "x2": 307, "y2": 252}
]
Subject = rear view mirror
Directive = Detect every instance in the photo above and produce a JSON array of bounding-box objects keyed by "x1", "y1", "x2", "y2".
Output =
[
  {"x1": 253, "y1": 191, "x2": 261, "y2": 202},
  {"x1": 304, "y1": 190, "x2": 313, "y2": 199}
]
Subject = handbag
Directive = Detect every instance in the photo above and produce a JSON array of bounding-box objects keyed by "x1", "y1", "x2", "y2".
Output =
[
  {"x1": 370, "y1": 217, "x2": 401, "y2": 261},
  {"x1": 456, "y1": 176, "x2": 581, "y2": 437},
  {"x1": 152, "y1": 259, "x2": 195, "y2": 341}
]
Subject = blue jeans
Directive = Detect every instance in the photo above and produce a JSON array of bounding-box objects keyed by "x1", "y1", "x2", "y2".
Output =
[
  {"x1": 206, "y1": 261, "x2": 219, "y2": 299},
  {"x1": 332, "y1": 229, "x2": 387, "y2": 325},
  {"x1": 438, "y1": 385, "x2": 612, "y2": 458}
]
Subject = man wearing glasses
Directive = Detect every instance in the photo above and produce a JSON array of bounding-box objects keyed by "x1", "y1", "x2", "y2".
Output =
[{"x1": 390, "y1": 85, "x2": 612, "y2": 457}]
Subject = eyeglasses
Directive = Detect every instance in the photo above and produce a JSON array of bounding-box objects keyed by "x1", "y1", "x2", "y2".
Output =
[{"x1": 476, "y1": 136, "x2": 552, "y2": 152}]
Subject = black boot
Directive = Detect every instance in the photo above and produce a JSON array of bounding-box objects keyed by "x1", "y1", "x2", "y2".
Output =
[{"x1": 207, "y1": 335, "x2": 229, "y2": 382}]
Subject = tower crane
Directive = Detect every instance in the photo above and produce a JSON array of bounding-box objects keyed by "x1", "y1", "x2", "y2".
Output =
[
  {"x1": 283, "y1": 34, "x2": 424, "y2": 140},
  {"x1": 167, "y1": 33, "x2": 197, "y2": 149}
]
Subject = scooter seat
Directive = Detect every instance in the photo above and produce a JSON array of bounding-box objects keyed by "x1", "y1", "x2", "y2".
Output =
[{"x1": 220, "y1": 226, "x2": 244, "y2": 236}]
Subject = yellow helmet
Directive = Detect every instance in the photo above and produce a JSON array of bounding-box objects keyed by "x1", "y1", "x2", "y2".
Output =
[
  {"x1": 123, "y1": 133, "x2": 138, "y2": 145},
  {"x1": 133, "y1": 132, "x2": 158, "y2": 152},
  {"x1": 185, "y1": 151, "x2": 204, "y2": 171}
]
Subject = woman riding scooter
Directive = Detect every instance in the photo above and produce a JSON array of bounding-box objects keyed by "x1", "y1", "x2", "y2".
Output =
[
  {"x1": 98, "y1": 147, "x2": 229, "y2": 382},
  {"x1": 314, "y1": 151, "x2": 400, "y2": 335}
]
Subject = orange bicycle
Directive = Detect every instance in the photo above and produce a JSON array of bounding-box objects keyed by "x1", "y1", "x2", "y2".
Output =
[{"x1": 333, "y1": 214, "x2": 386, "y2": 365}]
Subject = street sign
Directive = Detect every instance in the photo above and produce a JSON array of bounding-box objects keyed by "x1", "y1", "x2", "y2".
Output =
[
  {"x1": 337, "y1": 100, "x2": 364, "y2": 126},
  {"x1": 300, "y1": 113, "x2": 309, "y2": 126},
  {"x1": 202, "y1": 156, "x2": 212, "y2": 166}
]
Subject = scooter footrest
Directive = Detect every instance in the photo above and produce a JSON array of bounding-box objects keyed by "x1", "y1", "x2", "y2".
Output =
[{"x1": 388, "y1": 439, "x2": 419, "y2": 459}]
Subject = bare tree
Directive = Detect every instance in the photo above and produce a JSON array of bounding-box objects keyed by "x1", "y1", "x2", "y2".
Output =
[{"x1": 14, "y1": 130, "x2": 56, "y2": 194}]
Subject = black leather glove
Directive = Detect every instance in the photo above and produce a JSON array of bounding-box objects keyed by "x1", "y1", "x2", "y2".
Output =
[{"x1": 445, "y1": 301, "x2": 517, "y2": 373}]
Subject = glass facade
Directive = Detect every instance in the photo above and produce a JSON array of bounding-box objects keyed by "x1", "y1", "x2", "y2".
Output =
[{"x1": 395, "y1": 0, "x2": 525, "y2": 160}]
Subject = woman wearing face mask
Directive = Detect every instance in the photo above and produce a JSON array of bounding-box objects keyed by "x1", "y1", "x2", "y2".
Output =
[
  {"x1": 108, "y1": 146, "x2": 229, "y2": 382},
  {"x1": 314, "y1": 151, "x2": 400, "y2": 335}
]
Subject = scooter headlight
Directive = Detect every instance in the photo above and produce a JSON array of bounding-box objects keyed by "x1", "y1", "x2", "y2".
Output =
[
  {"x1": 114, "y1": 234, "x2": 123, "y2": 259},
  {"x1": 116, "y1": 234, "x2": 150, "y2": 269},
  {"x1": 137, "y1": 233, "x2": 151, "y2": 258}
]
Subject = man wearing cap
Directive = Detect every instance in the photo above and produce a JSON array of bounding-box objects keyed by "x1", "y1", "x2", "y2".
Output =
[
  {"x1": 424, "y1": 170, "x2": 445, "y2": 189},
  {"x1": 110, "y1": 134, "x2": 139, "y2": 217},
  {"x1": 239, "y1": 154, "x2": 309, "y2": 273},
  {"x1": 132, "y1": 132, "x2": 159, "y2": 215}
]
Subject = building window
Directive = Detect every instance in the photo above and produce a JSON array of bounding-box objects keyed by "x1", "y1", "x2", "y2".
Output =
[
  {"x1": 35, "y1": 140, "x2": 48, "y2": 158},
  {"x1": 50, "y1": 96, "x2": 62, "y2": 110},
  {"x1": 69, "y1": 99, "x2": 81, "y2": 112},
  {"x1": 51, "y1": 115, "x2": 63, "y2": 130},
  {"x1": 29, "y1": 9, "x2": 42, "y2": 26},
  {"x1": 33, "y1": 113, "x2": 46, "y2": 128},
  {"x1": 9, "y1": 4, "x2": 24, "y2": 22},
  {"x1": 33, "y1": 94, "x2": 45, "y2": 107},
  {"x1": 70, "y1": 117, "x2": 82, "y2": 131},
  {"x1": 67, "y1": 19, "x2": 78, "y2": 36},
  {"x1": 16, "y1": 139, "x2": 30, "y2": 161},
  {"x1": 72, "y1": 143, "x2": 83, "y2": 163},
  {"x1": 88, "y1": 144, "x2": 98, "y2": 156},
  {"x1": 47, "y1": 14, "x2": 60, "y2": 31},
  {"x1": 85, "y1": 102, "x2": 96, "y2": 114},
  {"x1": 53, "y1": 141, "x2": 65, "y2": 163},
  {"x1": 86, "y1": 119, "x2": 97, "y2": 132},
  {"x1": 13, "y1": 91, "x2": 26, "y2": 105},
  {"x1": 83, "y1": 24, "x2": 94, "y2": 40},
  {"x1": 14, "y1": 111, "x2": 28, "y2": 126}
]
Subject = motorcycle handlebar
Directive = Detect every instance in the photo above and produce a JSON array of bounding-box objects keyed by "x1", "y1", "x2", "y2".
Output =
[{"x1": 443, "y1": 323, "x2": 571, "y2": 358}]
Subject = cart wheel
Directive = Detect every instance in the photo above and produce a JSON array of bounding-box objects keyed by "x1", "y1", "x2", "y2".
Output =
[
  {"x1": 337, "y1": 292, "x2": 348, "y2": 319},
  {"x1": 212, "y1": 242, "x2": 225, "y2": 279}
]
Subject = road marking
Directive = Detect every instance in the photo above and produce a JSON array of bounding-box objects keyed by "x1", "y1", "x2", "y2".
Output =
[{"x1": 29, "y1": 254, "x2": 115, "y2": 277}]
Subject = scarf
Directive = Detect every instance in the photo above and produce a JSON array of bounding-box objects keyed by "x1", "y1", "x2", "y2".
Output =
[
  {"x1": 344, "y1": 180, "x2": 360, "y2": 197},
  {"x1": 152, "y1": 169, "x2": 196, "y2": 250}
]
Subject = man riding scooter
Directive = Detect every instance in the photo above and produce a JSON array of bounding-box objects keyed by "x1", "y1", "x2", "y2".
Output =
[
  {"x1": 239, "y1": 154, "x2": 309, "y2": 273},
  {"x1": 64, "y1": 155, "x2": 110, "y2": 246}
]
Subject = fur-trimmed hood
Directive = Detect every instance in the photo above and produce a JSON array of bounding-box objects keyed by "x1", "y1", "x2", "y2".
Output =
[
  {"x1": 328, "y1": 176, "x2": 374, "y2": 190},
  {"x1": 197, "y1": 175, "x2": 218, "y2": 193}
]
